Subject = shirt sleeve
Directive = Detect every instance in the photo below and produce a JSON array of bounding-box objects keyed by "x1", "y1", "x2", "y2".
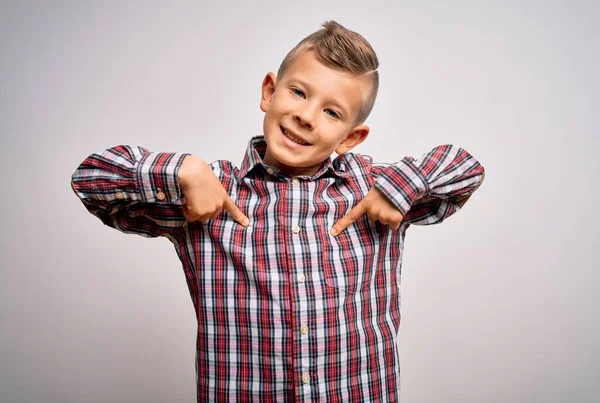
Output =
[
  {"x1": 371, "y1": 144, "x2": 485, "y2": 226},
  {"x1": 70, "y1": 145, "x2": 191, "y2": 237}
]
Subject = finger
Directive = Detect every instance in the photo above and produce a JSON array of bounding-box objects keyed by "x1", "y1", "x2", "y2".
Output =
[
  {"x1": 395, "y1": 212, "x2": 405, "y2": 229},
  {"x1": 183, "y1": 210, "x2": 193, "y2": 222},
  {"x1": 197, "y1": 211, "x2": 213, "y2": 224},
  {"x1": 390, "y1": 221, "x2": 402, "y2": 231},
  {"x1": 331, "y1": 201, "x2": 367, "y2": 236},
  {"x1": 223, "y1": 196, "x2": 250, "y2": 226},
  {"x1": 367, "y1": 210, "x2": 378, "y2": 221},
  {"x1": 378, "y1": 211, "x2": 395, "y2": 225},
  {"x1": 182, "y1": 204, "x2": 197, "y2": 222}
]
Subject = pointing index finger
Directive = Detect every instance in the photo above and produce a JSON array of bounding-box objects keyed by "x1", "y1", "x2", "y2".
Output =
[
  {"x1": 223, "y1": 196, "x2": 249, "y2": 226},
  {"x1": 330, "y1": 201, "x2": 367, "y2": 236}
]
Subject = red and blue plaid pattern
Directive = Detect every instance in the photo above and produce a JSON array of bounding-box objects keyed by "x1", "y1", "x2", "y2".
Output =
[{"x1": 71, "y1": 136, "x2": 484, "y2": 402}]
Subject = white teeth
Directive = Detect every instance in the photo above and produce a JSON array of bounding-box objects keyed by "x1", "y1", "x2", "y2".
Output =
[{"x1": 282, "y1": 128, "x2": 308, "y2": 145}]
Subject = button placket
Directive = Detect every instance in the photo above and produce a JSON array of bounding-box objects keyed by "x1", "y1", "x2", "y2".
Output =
[{"x1": 290, "y1": 171, "x2": 312, "y2": 389}]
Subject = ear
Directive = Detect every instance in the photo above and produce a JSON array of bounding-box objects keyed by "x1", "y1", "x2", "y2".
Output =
[
  {"x1": 335, "y1": 125, "x2": 370, "y2": 154},
  {"x1": 260, "y1": 72, "x2": 277, "y2": 112}
]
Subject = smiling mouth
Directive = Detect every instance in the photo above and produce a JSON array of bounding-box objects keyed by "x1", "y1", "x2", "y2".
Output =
[{"x1": 280, "y1": 126, "x2": 310, "y2": 146}]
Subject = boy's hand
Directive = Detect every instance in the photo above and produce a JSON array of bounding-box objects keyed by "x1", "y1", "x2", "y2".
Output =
[
  {"x1": 330, "y1": 187, "x2": 403, "y2": 236},
  {"x1": 178, "y1": 155, "x2": 249, "y2": 226}
]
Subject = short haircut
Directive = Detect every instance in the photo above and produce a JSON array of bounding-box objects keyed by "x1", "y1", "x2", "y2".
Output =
[{"x1": 277, "y1": 21, "x2": 379, "y2": 125}]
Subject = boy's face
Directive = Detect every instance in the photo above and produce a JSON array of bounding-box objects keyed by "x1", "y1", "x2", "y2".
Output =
[{"x1": 260, "y1": 50, "x2": 371, "y2": 176}]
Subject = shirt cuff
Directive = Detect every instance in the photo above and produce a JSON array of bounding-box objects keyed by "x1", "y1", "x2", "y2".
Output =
[
  {"x1": 374, "y1": 157, "x2": 429, "y2": 216},
  {"x1": 136, "y1": 152, "x2": 190, "y2": 203}
]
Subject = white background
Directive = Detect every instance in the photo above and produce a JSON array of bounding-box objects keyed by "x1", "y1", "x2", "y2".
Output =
[{"x1": 1, "y1": 1, "x2": 598, "y2": 402}]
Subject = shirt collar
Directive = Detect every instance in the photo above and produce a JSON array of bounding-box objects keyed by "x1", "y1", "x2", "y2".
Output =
[{"x1": 238, "y1": 136, "x2": 352, "y2": 180}]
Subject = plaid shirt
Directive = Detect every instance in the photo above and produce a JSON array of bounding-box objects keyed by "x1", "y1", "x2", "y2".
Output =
[{"x1": 71, "y1": 136, "x2": 484, "y2": 402}]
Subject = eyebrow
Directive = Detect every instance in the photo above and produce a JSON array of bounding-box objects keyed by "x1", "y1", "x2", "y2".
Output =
[{"x1": 292, "y1": 79, "x2": 350, "y2": 117}]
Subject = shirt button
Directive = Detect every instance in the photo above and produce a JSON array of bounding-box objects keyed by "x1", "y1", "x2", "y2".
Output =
[
  {"x1": 292, "y1": 224, "x2": 300, "y2": 234},
  {"x1": 156, "y1": 191, "x2": 166, "y2": 201},
  {"x1": 266, "y1": 167, "x2": 274, "y2": 175},
  {"x1": 300, "y1": 325, "x2": 309, "y2": 335},
  {"x1": 297, "y1": 273, "x2": 306, "y2": 283},
  {"x1": 292, "y1": 177, "x2": 300, "y2": 185},
  {"x1": 115, "y1": 192, "x2": 124, "y2": 199},
  {"x1": 301, "y1": 373, "x2": 310, "y2": 384}
]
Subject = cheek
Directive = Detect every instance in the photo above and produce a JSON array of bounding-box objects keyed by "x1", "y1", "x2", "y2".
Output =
[
  {"x1": 263, "y1": 113, "x2": 276, "y2": 137},
  {"x1": 320, "y1": 124, "x2": 350, "y2": 145},
  {"x1": 264, "y1": 108, "x2": 279, "y2": 127}
]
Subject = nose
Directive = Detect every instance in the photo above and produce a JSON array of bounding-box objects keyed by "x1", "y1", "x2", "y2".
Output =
[{"x1": 293, "y1": 103, "x2": 317, "y2": 130}]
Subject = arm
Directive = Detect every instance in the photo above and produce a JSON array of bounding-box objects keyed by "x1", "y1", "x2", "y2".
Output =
[
  {"x1": 70, "y1": 145, "x2": 190, "y2": 238},
  {"x1": 372, "y1": 144, "x2": 485, "y2": 226}
]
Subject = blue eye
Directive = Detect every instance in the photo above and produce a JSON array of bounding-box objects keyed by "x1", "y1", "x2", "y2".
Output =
[
  {"x1": 291, "y1": 88, "x2": 305, "y2": 98},
  {"x1": 325, "y1": 109, "x2": 340, "y2": 119}
]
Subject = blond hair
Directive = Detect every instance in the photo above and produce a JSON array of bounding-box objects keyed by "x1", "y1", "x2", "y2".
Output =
[{"x1": 277, "y1": 21, "x2": 379, "y2": 125}]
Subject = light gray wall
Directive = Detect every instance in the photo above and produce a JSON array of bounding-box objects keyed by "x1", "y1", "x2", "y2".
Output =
[{"x1": 1, "y1": 1, "x2": 598, "y2": 402}]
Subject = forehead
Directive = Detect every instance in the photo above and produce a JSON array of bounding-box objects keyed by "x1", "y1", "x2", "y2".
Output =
[{"x1": 280, "y1": 51, "x2": 371, "y2": 114}]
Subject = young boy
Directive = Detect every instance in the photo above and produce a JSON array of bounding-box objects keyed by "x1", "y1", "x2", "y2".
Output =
[{"x1": 72, "y1": 21, "x2": 484, "y2": 403}]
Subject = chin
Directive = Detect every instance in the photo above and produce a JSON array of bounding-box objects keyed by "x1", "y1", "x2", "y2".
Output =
[{"x1": 272, "y1": 149, "x2": 304, "y2": 167}]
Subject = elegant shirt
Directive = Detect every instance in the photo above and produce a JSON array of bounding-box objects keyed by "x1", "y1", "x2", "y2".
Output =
[{"x1": 71, "y1": 136, "x2": 485, "y2": 403}]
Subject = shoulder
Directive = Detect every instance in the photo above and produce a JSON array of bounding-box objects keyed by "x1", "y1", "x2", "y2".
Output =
[
  {"x1": 334, "y1": 152, "x2": 382, "y2": 175},
  {"x1": 206, "y1": 159, "x2": 241, "y2": 189},
  {"x1": 335, "y1": 152, "x2": 370, "y2": 168},
  {"x1": 334, "y1": 152, "x2": 399, "y2": 182},
  {"x1": 207, "y1": 159, "x2": 237, "y2": 173}
]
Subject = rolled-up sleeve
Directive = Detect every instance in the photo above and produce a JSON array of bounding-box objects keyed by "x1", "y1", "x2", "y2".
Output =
[
  {"x1": 71, "y1": 145, "x2": 190, "y2": 237},
  {"x1": 372, "y1": 145, "x2": 485, "y2": 225}
]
